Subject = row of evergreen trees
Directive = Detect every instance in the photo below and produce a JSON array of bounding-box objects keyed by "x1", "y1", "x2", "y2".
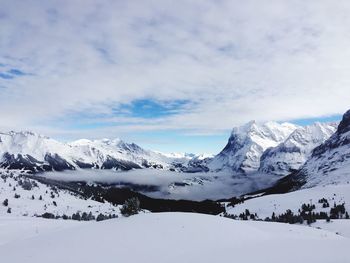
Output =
[
  {"x1": 40, "y1": 211, "x2": 119, "y2": 221},
  {"x1": 38, "y1": 197, "x2": 141, "y2": 221},
  {"x1": 224, "y1": 200, "x2": 350, "y2": 224}
]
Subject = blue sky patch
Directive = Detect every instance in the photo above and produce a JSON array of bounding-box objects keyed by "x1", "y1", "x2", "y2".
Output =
[
  {"x1": 8, "y1": 68, "x2": 25, "y2": 75},
  {"x1": 0, "y1": 68, "x2": 27, "y2": 79},
  {"x1": 0, "y1": 73, "x2": 14, "y2": 79},
  {"x1": 288, "y1": 114, "x2": 342, "y2": 126},
  {"x1": 113, "y1": 99, "x2": 191, "y2": 119}
]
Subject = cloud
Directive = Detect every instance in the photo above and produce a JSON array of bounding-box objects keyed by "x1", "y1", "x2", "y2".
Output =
[{"x1": 0, "y1": 0, "x2": 350, "y2": 140}]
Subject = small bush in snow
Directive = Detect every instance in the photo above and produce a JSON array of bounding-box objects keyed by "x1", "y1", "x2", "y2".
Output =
[
  {"x1": 120, "y1": 197, "x2": 141, "y2": 217},
  {"x1": 14, "y1": 193, "x2": 20, "y2": 199},
  {"x1": 41, "y1": 212, "x2": 55, "y2": 219},
  {"x1": 7, "y1": 207, "x2": 11, "y2": 213},
  {"x1": 21, "y1": 180, "x2": 33, "y2": 190},
  {"x1": 3, "y1": 199, "x2": 8, "y2": 206},
  {"x1": 62, "y1": 214, "x2": 69, "y2": 220}
]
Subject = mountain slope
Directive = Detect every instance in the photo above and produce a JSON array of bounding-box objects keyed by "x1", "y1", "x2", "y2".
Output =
[
  {"x1": 208, "y1": 121, "x2": 298, "y2": 173},
  {"x1": 259, "y1": 122, "x2": 337, "y2": 175},
  {"x1": 0, "y1": 169, "x2": 120, "y2": 218},
  {"x1": 274, "y1": 109, "x2": 350, "y2": 190}
]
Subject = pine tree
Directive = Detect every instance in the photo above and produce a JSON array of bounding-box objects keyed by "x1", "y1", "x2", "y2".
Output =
[
  {"x1": 120, "y1": 197, "x2": 141, "y2": 217},
  {"x1": 271, "y1": 212, "x2": 276, "y2": 221},
  {"x1": 96, "y1": 213, "x2": 106, "y2": 222}
]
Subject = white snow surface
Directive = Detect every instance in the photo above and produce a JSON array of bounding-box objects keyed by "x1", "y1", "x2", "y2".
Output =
[
  {"x1": 312, "y1": 219, "x2": 350, "y2": 238},
  {"x1": 0, "y1": 212, "x2": 349, "y2": 263},
  {"x1": 208, "y1": 121, "x2": 298, "y2": 172},
  {"x1": 259, "y1": 122, "x2": 337, "y2": 175}
]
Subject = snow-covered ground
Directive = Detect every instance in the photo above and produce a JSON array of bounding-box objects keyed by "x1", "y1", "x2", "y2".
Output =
[
  {"x1": 0, "y1": 216, "x2": 81, "y2": 246},
  {"x1": 312, "y1": 219, "x2": 350, "y2": 238},
  {"x1": 0, "y1": 169, "x2": 120, "y2": 218},
  {"x1": 0, "y1": 212, "x2": 349, "y2": 263},
  {"x1": 39, "y1": 169, "x2": 281, "y2": 200},
  {"x1": 226, "y1": 184, "x2": 350, "y2": 219}
]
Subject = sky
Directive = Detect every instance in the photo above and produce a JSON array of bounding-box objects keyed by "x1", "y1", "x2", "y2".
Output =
[{"x1": 0, "y1": 0, "x2": 349, "y2": 154}]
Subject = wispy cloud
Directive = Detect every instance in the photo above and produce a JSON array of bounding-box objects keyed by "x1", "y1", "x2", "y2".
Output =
[{"x1": 0, "y1": 0, "x2": 349, "y2": 145}]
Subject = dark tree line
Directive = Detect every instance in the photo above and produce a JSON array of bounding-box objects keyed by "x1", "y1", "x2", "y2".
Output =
[{"x1": 224, "y1": 199, "x2": 349, "y2": 224}]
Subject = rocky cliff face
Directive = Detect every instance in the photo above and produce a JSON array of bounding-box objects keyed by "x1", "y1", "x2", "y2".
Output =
[{"x1": 259, "y1": 122, "x2": 337, "y2": 176}]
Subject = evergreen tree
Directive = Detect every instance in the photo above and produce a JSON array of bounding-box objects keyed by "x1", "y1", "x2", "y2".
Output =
[
  {"x1": 271, "y1": 212, "x2": 276, "y2": 221},
  {"x1": 96, "y1": 213, "x2": 106, "y2": 222},
  {"x1": 120, "y1": 197, "x2": 141, "y2": 217}
]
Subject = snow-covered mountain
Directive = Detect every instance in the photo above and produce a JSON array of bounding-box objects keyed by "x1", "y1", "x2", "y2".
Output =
[
  {"x1": 0, "y1": 131, "x2": 190, "y2": 173},
  {"x1": 208, "y1": 121, "x2": 298, "y2": 173},
  {"x1": 277, "y1": 109, "x2": 350, "y2": 189},
  {"x1": 259, "y1": 122, "x2": 338, "y2": 176}
]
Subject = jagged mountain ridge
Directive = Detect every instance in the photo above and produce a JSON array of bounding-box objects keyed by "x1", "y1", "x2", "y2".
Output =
[
  {"x1": 291, "y1": 110, "x2": 350, "y2": 188},
  {"x1": 0, "y1": 131, "x2": 191, "y2": 173},
  {"x1": 270, "y1": 109, "x2": 350, "y2": 192},
  {"x1": 208, "y1": 121, "x2": 298, "y2": 173},
  {"x1": 0, "y1": 117, "x2": 342, "y2": 176},
  {"x1": 259, "y1": 122, "x2": 338, "y2": 176}
]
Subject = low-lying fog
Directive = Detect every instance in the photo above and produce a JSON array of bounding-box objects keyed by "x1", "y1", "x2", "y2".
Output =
[{"x1": 38, "y1": 169, "x2": 281, "y2": 201}]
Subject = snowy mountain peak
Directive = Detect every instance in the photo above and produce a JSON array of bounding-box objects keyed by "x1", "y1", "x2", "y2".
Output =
[{"x1": 208, "y1": 121, "x2": 298, "y2": 173}]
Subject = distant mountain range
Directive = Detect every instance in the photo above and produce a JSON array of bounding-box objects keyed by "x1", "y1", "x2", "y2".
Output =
[
  {"x1": 2, "y1": 109, "x2": 350, "y2": 193},
  {"x1": 0, "y1": 132, "x2": 192, "y2": 172}
]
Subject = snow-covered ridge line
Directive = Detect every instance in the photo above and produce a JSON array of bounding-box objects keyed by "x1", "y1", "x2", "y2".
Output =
[
  {"x1": 259, "y1": 122, "x2": 338, "y2": 175},
  {"x1": 0, "y1": 131, "x2": 193, "y2": 173},
  {"x1": 286, "y1": 109, "x2": 350, "y2": 188},
  {"x1": 0, "y1": 116, "x2": 341, "y2": 176},
  {"x1": 207, "y1": 120, "x2": 338, "y2": 174}
]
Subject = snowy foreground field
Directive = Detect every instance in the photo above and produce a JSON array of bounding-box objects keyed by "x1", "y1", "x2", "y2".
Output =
[{"x1": 0, "y1": 213, "x2": 349, "y2": 263}]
